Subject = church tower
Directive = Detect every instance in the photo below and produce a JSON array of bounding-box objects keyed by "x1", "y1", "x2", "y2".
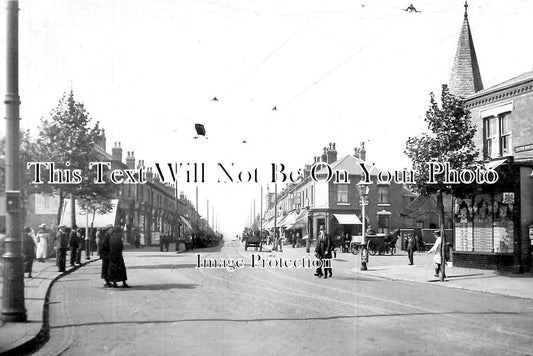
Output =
[{"x1": 449, "y1": 1, "x2": 484, "y2": 97}]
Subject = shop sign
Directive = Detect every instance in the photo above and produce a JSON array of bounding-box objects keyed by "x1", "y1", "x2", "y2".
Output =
[
  {"x1": 502, "y1": 192, "x2": 514, "y2": 204},
  {"x1": 515, "y1": 144, "x2": 533, "y2": 153}
]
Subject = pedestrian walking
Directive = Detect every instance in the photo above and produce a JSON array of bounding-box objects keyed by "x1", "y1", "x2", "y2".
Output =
[
  {"x1": 69, "y1": 224, "x2": 79, "y2": 267},
  {"x1": 139, "y1": 231, "x2": 145, "y2": 248},
  {"x1": 107, "y1": 226, "x2": 129, "y2": 288},
  {"x1": 314, "y1": 226, "x2": 327, "y2": 278},
  {"x1": 427, "y1": 230, "x2": 446, "y2": 278},
  {"x1": 35, "y1": 223, "x2": 49, "y2": 262},
  {"x1": 95, "y1": 228, "x2": 103, "y2": 257},
  {"x1": 22, "y1": 227, "x2": 36, "y2": 278},
  {"x1": 101, "y1": 225, "x2": 113, "y2": 287},
  {"x1": 323, "y1": 233, "x2": 333, "y2": 278},
  {"x1": 56, "y1": 226, "x2": 68, "y2": 272},
  {"x1": 75, "y1": 228, "x2": 84, "y2": 264},
  {"x1": 405, "y1": 232, "x2": 418, "y2": 265}
]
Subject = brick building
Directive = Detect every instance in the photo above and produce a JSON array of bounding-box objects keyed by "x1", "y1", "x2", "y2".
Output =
[
  {"x1": 13, "y1": 134, "x2": 202, "y2": 248},
  {"x1": 263, "y1": 143, "x2": 411, "y2": 245},
  {"x1": 447, "y1": 3, "x2": 533, "y2": 271}
]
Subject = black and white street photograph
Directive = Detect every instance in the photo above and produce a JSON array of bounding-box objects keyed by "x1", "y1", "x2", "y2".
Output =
[{"x1": 0, "y1": 0, "x2": 533, "y2": 355}]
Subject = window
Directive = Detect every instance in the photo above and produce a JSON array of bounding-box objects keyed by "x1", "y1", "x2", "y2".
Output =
[
  {"x1": 377, "y1": 215, "x2": 390, "y2": 234},
  {"x1": 416, "y1": 221, "x2": 424, "y2": 229},
  {"x1": 337, "y1": 185, "x2": 348, "y2": 203},
  {"x1": 484, "y1": 113, "x2": 512, "y2": 159},
  {"x1": 485, "y1": 116, "x2": 497, "y2": 158},
  {"x1": 499, "y1": 113, "x2": 511, "y2": 156},
  {"x1": 377, "y1": 186, "x2": 389, "y2": 204}
]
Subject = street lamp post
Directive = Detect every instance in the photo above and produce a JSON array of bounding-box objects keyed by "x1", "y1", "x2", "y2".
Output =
[
  {"x1": 1, "y1": 0, "x2": 26, "y2": 322},
  {"x1": 357, "y1": 182, "x2": 370, "y2": 271}
]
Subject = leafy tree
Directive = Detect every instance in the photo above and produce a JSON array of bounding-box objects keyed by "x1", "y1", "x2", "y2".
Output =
[
  {"x1": 404, "y1": 84, "x2": 480, "y2": 280},
  {"x1": 35, "y1": 90, "x2": 114, "y2": 225}
]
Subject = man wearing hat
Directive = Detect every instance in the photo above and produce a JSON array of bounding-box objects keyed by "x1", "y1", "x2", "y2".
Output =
[
  {"x1": 56, "y1": 226, "x2": 69, "y2": 272},
  {"x1": 428, "y1": 230, "x2": 446, "y2": 278},
  {"x1": 68, "y1": 224, "x2": 79, "y2": 267}
]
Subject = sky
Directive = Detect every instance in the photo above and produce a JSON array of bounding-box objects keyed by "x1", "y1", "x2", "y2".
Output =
[{"x1": 1, "y1": 0, "x2": 532, "y2": 237}]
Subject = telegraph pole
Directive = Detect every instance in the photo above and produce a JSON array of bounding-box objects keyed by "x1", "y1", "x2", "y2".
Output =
[{"x1": 2, "y1": 0, "x2": 26, "y2": 322}]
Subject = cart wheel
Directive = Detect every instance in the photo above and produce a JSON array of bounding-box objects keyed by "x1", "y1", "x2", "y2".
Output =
[
  {"x1": 367, "y1": 240, "x2": 378, "y2": 256},
  {"x1": 350, "y1": 244, "x2": 360, "y2": 255}
]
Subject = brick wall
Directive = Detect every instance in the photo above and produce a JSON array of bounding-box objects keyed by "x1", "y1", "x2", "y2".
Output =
[{"x1": 453, "y1": 251, "x2": 514, "y2": 271}]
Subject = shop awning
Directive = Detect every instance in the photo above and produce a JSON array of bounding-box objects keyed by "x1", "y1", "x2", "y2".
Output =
[
  {"x1": 333, "y1": 214, "x2": 362, "y2": 225},
  {"x1": 60, "y1": 199, "x2": 119, "y2": 228},
  {"x1": 279, "y1": 210, "x2": 299, "y2": 228},
  {"x1": 486, "y1": 158, "x2": 508, "y2": 170},
  {"x1": 289, "y1": 210, "x2": 308, "y2": 229}
]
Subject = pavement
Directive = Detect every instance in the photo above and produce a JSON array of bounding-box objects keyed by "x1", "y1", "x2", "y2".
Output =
[
  {"x1": 0, "y1": 242, "x2": 532, "y2": 355},
  {"x1": 0, "y1": 254, "x2": 99, "y2": 356}
]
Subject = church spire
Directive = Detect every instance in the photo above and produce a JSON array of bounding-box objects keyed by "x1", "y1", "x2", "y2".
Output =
[{"x1": 449, "y1": 0, "x2": 483, "y2": 97}]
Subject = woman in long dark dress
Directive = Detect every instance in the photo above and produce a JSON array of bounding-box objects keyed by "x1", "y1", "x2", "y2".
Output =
[
  {"x1": 100, "y1": 225, "x2": 113, "y2": 288},
  {"x1": 23, "y1": 227, "x2": 36, "y2": 278},
  {"x1": 107, "y1": 226, "x2": 129, "y2": 288}
]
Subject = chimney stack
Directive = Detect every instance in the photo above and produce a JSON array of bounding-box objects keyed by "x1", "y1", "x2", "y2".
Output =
[
  {"x1": 326, "y1": 142, "x2": 337, "y2": 164},
  {"x1": 321, "y1": 147, "x2": 327, "y2": 163},
  {"x1": 111, "y1": 142, "x2": 123, "y2": 163},
  {"x1": 126, "y1": 151, "x2": 136, "y2": 169}
]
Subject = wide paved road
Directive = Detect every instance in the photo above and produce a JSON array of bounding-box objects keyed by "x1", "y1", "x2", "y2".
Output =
[{"x1": 33, "y1": 242, "x2": 533, "y2": 356}]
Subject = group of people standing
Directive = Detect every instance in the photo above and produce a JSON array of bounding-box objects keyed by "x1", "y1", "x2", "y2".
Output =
[
  {"x1": 21, "y1": 224, "x2": 52, "y2": 278},
  {"x1": 14, "y1": 223, "x2": 129, "y2": 288}
]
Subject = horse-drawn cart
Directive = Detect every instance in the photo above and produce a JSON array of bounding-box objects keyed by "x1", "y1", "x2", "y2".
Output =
[
  {"x1": 244, "y1": 232, "x2": 263, "y2": 251},
  {"x1": 349, "y1": 233, "x2": 398, "y2": 256}
]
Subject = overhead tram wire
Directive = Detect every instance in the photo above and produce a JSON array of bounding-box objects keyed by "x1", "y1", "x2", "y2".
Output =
[{"x1": 286, "y1": 15, "x2": 408, "y2": 105}]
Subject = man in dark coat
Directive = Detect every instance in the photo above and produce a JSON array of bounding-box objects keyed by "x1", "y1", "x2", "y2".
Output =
[
  {"x1": 100, "y1": 225, "x2": 113, "y2": 287},
  {"x1": 406, "y1": 232, "x2": 418, "y2": 265},
  {"x1": 23, "y1": 227, "x2": 36, "y2": 278},
  {"x1": 107, "y1": 226, "x2": 129, "y2": 288},
  {"x1": 56, "y1": 226, "x2": 68, "y2": 272},
  {"x1": 314, "y1": 226, "x2": 332, "y2": 278},
  {"x1": 68, "y1": 224, "x2": 79, "y2": 267}
]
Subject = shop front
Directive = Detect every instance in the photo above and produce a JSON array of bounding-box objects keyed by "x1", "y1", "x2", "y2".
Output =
[{"x1": 452, "y1": 159, "x2": 533, "y2": 272}]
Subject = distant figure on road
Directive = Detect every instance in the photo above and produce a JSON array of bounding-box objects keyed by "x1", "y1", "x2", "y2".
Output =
[
  {"x1": 35, "y1": 223, "x2": 49, "y2": 262},
  {"x1": 23, "y1": 227, "x2": 36, "y2": 278},
  {"x1": 107, "y1": 226, "x2": 129, "y2": 288},
  {"x1": 428, "y1": 230, "x2": 445, "y2": 278},
  {"x1": 405, "y1": 233, "x2": 418, "y2": 265}
]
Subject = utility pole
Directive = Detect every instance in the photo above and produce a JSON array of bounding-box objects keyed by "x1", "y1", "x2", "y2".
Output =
[
  {"x1": 273, "y1": 183, "x2": 278, "y2": 251},
  {"x1": 260, "y1": 186, "x2": 263, "y2": 234},
  {"x1": 2, "y1": 0, "x2": 26, "y2": 322},
  {"x1": 207, "y1": 199, "x2": 209, "y2": 229}
]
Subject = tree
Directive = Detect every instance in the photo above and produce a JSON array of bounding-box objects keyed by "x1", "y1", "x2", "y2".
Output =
[
  {"x1": 404, "y1": 84, "x2": 480, "y2": 281},
  {"x1": 35, "y1": 90, "x2": 114, "y2": 226}
]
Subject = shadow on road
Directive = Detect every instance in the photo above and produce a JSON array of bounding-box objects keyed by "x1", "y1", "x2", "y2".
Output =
[
  {"x1": 132, "y1": 254, "x2": 187, "y2": 258},
  {"x1": 122, "y1": 283, "x2": 198, "y2": 291},
  {"x1": 127, "y1": 264, "x2": 197, "y2": 270}
]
